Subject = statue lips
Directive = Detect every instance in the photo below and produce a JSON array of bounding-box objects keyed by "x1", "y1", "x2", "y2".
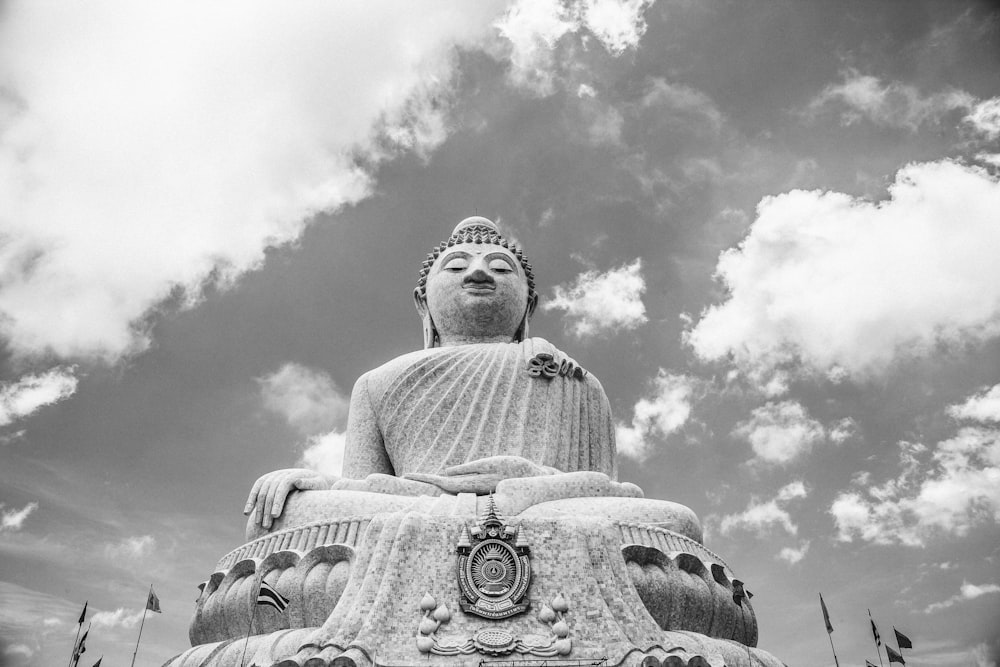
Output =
[{"x1": 462, "y1": 277, "x2": 496, "y2": 294}]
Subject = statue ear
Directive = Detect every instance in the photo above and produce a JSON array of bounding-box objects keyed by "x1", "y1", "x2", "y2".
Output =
[
  {"x1": 413, "y1": 287, "x2": 428, "y2": 317},
  {"x1": 414, "y1": 288, "x2": 438, "y2": 349},
  {"x1": 526, "y1": 293, "x2": 538, "y2": 318}
]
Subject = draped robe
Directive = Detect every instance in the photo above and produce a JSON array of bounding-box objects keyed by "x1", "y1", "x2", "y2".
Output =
[{"x1": 341, "y1": 338, "x2": 616, "y2": 481}]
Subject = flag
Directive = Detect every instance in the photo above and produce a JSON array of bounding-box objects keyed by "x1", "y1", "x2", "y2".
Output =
[
  {"x1": 869, "y1": 609, "x2": 881, "y2": 646},
  {"x1": 146, "y1": 587, "x2": 161, "y2": 613},
  {"x1": 819, "y1": 593, "x2": 833, "y2": 634},
  {"x1": 72, "y1": 628, "x2": 89, "y2": 665},
  {"x1": 886, "y1": 645, "x2": 905, "y2": 664},
  {"x1": 77, "y1": 601, "x2": 88, "y2": 625},
  {"x1": 866, "y1": 661, "x2": 877, "y2": 667},
  {"x1": 256, "y1": 580, "x2": 289, "y2": 612},
  {"x1": 894, "y1": 627, "x2": 912, "y2": 650},
  {"x1": 91, "y1": 658, "x2": 102, "y2": 667}
]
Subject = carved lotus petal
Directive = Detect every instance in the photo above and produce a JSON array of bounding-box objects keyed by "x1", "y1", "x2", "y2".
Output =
[
  {"x1": 416, "y1": 635, "x2": 434, "y2": 653},
  {"x1": 433, "y1": 603, "x2": 451, "y2": 622},
  {"x1": 418, "y1": 617, "x2": 438, "y2": 635},
  {"x1": 419, "y1": 592, "x2": 436, "y2": 611},
  {"x1": 538, "y1": 605, "x2": 556, "y2": 623}
]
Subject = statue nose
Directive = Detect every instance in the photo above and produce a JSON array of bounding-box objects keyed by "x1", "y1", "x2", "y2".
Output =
[{"x1": 465, "y1": 268, "x2": 493, "y2": 284}]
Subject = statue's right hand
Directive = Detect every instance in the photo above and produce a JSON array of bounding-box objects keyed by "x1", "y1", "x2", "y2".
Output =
[{"x1": 243, "y1": 468, "x2": 332, "y2": 530}]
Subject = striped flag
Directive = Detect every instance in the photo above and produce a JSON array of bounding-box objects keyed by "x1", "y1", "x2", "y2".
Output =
[
  {"x1": 894, "y1": 627, "x2": 912, "y2": 650},
  {"x1": 819, "y1": 593, "x2": 833, "y2": 634},
  {"x1": 886, "y1": 645, "x2": 905, "y2": 664},
  {"x1": 256, "y1": 580, "x2": 289, "y2": 612}
]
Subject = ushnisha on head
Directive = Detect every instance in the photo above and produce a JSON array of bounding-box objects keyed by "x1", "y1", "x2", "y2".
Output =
[{"x1": 414, "y1": 216, "x2": 538, "y2": 349}]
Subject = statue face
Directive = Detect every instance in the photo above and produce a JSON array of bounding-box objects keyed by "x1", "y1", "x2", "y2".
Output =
[{"x1": 422, "y1": 242, "x2": 533, "y2": 343}]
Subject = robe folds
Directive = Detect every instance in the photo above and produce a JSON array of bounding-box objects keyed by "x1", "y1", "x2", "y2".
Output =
[{"x1": 342, "y1": 338, "x2": 616, "y2": 480}]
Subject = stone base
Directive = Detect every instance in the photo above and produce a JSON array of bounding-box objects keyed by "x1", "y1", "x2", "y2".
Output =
[{"x1": 165, "y1": 502, "x2": 784, "y2": 667}]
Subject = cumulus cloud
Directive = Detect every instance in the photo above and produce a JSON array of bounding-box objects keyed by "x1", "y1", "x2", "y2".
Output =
[
  {"x1": 90, "y1": 607, "x2": 145, "y2": 630},
  {"x1": 259, "y1": 363, "x2": 350, "y2": 476},
  {"x1": 104, "y1": 535, "x2": 155, "y2": 560},
  {"x1": 299, "y1": 431, "x2": 348, "y2": 478},
  {"x1": 924, "y1": 581, "x2": 1000, "y2": 614},
  {"x1": 615, "y1": 371, "x2": 695, "y2": 461},
  {"x1": 832, "y1": 420, "x2": 1000, "y2": 546},
  {"x1": 0, "y1": 368, "x2": 77, "y2": 427},
  {"x1": 259, "y1": 363, "x2": 349, "y2": 435},
  {"x1": 718, "y1": 481, "x2": 808, "y2": 537},
  {"x1": 0, "y1": 502, "x2": 38, "y2": 533},
  {"x1": 495, "y1": 0, "x2": 654, "y2": 93},
  {"x1": 687, "y1": 159, "x2": 1000, "y2": 381},
  {"x1": 0, "y1": 1, "x2": 514, "y2": 363},
  {"x1": 965, "y1": 97, "x2": 1000, "y2": 140},
  {"x1": 777, "y1": 540, "x2": 810, "y2": 565},
  {"x1": 806, "y1": 70, "x2": 974, "y2": 130},
  {"x1": 733, "y1": 401, "x2": 825, "y2": 464},
  {"x1": 543, "y1": 259, "x2": 647, "y2": 337},
  {"x1": 948, "y1": 384, "x2": 1000, "y2": 424}
]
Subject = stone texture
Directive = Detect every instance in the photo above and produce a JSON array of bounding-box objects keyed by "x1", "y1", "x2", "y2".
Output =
[{"x1": 170, "y1": 508, "x2": 782, "y2": 667}]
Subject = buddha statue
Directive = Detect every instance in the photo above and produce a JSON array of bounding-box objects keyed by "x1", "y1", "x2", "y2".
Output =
[{"x1": 164, "y1": 218, "x2": 785, "y2": 667}]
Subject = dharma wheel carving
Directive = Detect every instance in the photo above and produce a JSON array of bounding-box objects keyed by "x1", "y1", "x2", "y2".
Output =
[{"x1": 457, "y1": 497, "x2": 531, "y2": 620}]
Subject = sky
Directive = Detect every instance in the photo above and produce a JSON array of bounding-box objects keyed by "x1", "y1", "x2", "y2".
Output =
[{"x1": 0, "y1": 1, "x2": 999, "y2": 665}]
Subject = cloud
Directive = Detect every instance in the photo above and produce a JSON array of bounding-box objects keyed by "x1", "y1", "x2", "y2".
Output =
[
  {"x1": 832, "y1": 424, "x2": 1000, "y2": 547},
  {"x1": 777, "y1": 540, "x2": 810, "y2": 565},
  {"x1": 104, "y1": 534, "x2": 155, "y2": 560},
  {"x1": 495, "y1": 0, "x2": 654, "y2": 94},
  {"x1": 4, "y1": 643, "x2": 33, "y2": 659},
  {"x1": 615, "y1": 371, "x2": 695, "y2": 461},
  {"x1": 924, "y1": 581, "x2": 1000, "y2": 614},
  {"x1": 299, "y1": 431, "x2": 348, "y2": 478},
  {"x1": 972, "y1": 642, "x2": 998, "y2": 667},
  {"x1": 948, "y1": 383, "x2": 1000, "y2": 423},
  {"x1": 717, "y1": 481, "x2": 808, "y2": 537},
  {"x1": 965, "y1": 97, "x2": 1000, "y2": 140},
  {"x1": 806, "y1": 70, "x2": 974, "y2": 130},
  {"x1": 90, "y1": 607, "x2": 145, "y2": 630},
  {"x1": 640, "y1": 79, "x2": 725, "y2": 135},
  {"x1": 0, "y1": 1, "x2": 513, "y2": 363},
  {"x1": 543, "y1": 259, "x2": 647, "y2": 337},
  {"x1": 686, "y1": 159, "x2": 1000, "y2": 381},
  {"x1": 259, "y1": 363, "x2": 349, "y2": 435},
  {"x1": 580, "y1": 0, "x2": 655, "y2": 55},
  {"x1": 0, "y1": 368, "x2": 77, "y2": 426},
  {"x1": 733, "y1": 401, "x2": 825, "y2": 464},
  {"x1": 0, "y1": 502, "x2": 38, "y2": 533}
]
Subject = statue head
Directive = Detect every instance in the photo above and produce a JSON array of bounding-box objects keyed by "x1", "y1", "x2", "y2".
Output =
[{"x1": 415, "y1": 217, "x2": 538, "y2": 348}]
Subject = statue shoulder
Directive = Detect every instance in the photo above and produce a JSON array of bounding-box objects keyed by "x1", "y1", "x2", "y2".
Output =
[{"x1": 353, "y1": 347, "x2": 447, "y2": 402}]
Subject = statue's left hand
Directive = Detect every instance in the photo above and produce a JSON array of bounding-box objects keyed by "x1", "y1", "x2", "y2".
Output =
[
  {"x1": 244, "y1": 468, "x2": 334, "y2": 530},
  {"x1": 404, "y1": 455, "x2": 559, "y2": 495}
]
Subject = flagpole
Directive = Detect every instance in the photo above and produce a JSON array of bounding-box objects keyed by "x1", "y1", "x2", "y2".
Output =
[
  {"x1": 68, "y1": 602, "x2": 86, "y2": 667},
  {"x1": 72, "y1": 624, "x2": 91, "y2": 667},
  {"x1": 239, "y1": 581, "x2": 261, "y2": 667},
  {"x1": 868, "y1": 610, "x2": 884, "y2": 667},
  {"x1": 130, "y1": 585, "x2": 152, "y2": 667},
  {"x1": 68, "y1": 620, "x2": 83, "y2": 667}
]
